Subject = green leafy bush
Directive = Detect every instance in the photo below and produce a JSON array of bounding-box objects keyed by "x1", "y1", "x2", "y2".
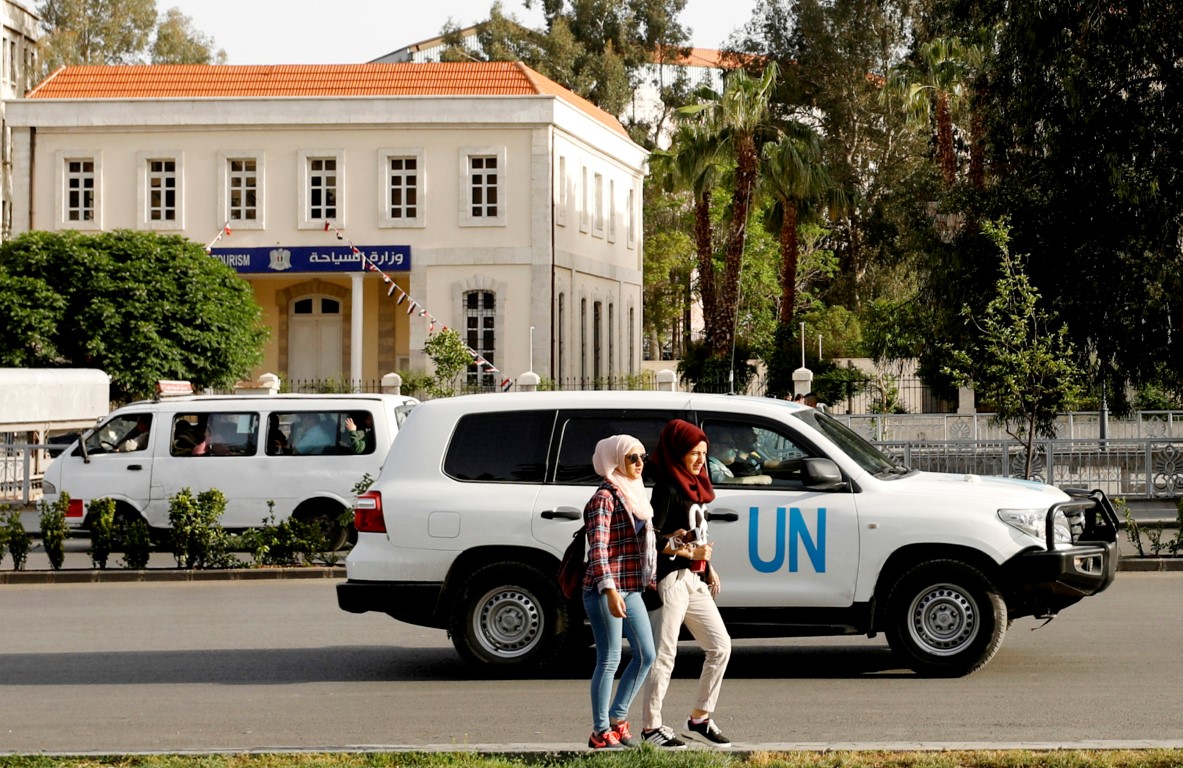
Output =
[
  {"x1": 168, "y1": 487, "x2": 238, "y2": 569},
  {"x1": 117, "y1": 515, "x2": 152, "y2": 569},
  {"x1": 87, "y1": 497, "x2": 117, "y2": 569},
  {"x1": 38, "y1": 493, "x2": 70, "y2": 570},
  {"x1": 4, "y1": 509, "x2": 31, "y2": 570},
  {"x1": 240, "y1": 501, "x2": 326, "y2": 567}
]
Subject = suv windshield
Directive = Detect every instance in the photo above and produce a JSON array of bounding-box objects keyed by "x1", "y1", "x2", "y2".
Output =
[{"x1": 790, "y1": 408, "x2": 903, "y2": 477}]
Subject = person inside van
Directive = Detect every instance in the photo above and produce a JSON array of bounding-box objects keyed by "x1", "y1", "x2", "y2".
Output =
[
  {"x1": 266, "y1": 414, "x2": 290, "y2": 455},
  {"x1": 114, "y1": 415, "x2": 152, "y2": 452},
  {"x1": 290, "y1": 412, "x2": 334, "y2": 455},
  {"x1": 343, "y1": 412, "x2": 375, "y2": 454}
]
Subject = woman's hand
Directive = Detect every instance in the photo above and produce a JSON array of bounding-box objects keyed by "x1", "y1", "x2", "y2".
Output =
[
  {"x1": 707, "y1": 568, "x2": 722, "y2": 597},
  {"x1": 690, "y1": 541, "x2": 713, "y2": 561},
  {"x1": 605, "y1": 588, "x2": 627, "y2": 618}
]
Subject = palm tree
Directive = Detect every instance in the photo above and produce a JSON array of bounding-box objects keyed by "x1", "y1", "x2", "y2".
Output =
[
  {"x1": 650, "y1": 117, "x2": 727, "y2": 341},
  {"x1": 760, "y1": 123, "x2": 840, "y2": 330},
  {"x1": 890, "y1": 37, "x2": 972, "y2": 188},
  {"x1": 680, "y1": 61, "x2": 780, "y2": 357}
]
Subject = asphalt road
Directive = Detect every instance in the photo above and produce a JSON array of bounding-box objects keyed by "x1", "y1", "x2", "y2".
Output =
[{"x1": 1, "y1": 573, "x2": 1181, "y2": 753}]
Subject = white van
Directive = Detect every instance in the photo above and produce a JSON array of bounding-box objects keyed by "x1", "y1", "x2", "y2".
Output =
[{"x1": 41, "y1": 390, "x2": 418, "y2": 548}]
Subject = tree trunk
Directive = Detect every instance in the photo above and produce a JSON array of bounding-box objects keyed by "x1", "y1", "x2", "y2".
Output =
[
  {"x1": 936, "y1": 93, "x2": 956, "y2": 187},
  {"x1": 777, "y1": 201, "x2": 800, "y2": 328},
  {"x1": 693, "y1": 189, "x2": 718, "y2": 351},
  {"x1": 716, "y1": 135, "x2": 758, "y2": 356}
]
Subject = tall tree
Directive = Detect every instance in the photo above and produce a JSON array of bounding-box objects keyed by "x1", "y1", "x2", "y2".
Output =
[
  {"x1": 887, "y1": 36, "x2": 973, "y2": 188},
  {"x1": 37, "y1": 1, "x2": 222, "y2": 74},
  {"x1": 681, "y1": 62, "x2": 779, "y2": 357},
  {"x1": 151, "y1": 7, "x2": 227, "y2": 64}
]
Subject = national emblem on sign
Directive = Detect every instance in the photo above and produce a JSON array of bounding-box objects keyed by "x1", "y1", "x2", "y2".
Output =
[{"x1": 268, "y1": 248, "x2": 291, "y2": 271}]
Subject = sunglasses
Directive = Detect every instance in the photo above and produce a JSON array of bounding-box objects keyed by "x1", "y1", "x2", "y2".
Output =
[{"x1": 625, "y1": 452, "x2": 648, "y2": 465}]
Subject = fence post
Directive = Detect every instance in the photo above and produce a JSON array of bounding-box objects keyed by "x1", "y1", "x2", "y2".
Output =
[
  {"x1": 518, "y1": 371, "x2": 541, "y2": 393},
  {"x1": 381, "y1": 372, "x2": 403, "y2": 396},
  {"x1": 656, "y1": 369, "x2": 679, "y2": 392}
]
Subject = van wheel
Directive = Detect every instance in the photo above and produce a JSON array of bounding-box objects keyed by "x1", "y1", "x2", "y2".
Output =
[
  {"x1": 449, "y1": 562, "x2": 569, "y2": 671},
  {"x1": 884, "y1": 559, "x2": 1007, "y2": 677},
  {"x1": 293, "y1": 504, "x2": 349, "y2": 551}
]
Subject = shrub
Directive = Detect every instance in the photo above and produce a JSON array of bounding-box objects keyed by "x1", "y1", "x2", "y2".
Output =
[
  {"x1": 168, "y1": 487, "x2": 238, "y2": 569},
  {"x1": 4, "y1": 509, "x2": 31, "y2": 570},
  {"x1": 240, "y1": 501, "x2": 325, "y2": 567},
  {"x1": 87, "y1": 497, "x2": 117, "y2": 569},
  {"x1": 117, "y1": 515, "x2": 152, "y2": 569},
  {"x1": 38, "y1": 492, "x2": 70, "y2": 570}
]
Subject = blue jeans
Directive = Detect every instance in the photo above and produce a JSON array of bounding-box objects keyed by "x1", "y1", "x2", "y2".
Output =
[{"x1": 583, "y1": 588, "x2": 656, "y2": 733}]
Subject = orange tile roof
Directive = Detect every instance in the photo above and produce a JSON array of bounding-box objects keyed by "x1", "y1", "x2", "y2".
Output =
[{"x1": 27, "y1": 61, "x2": 628, "y2": 137}]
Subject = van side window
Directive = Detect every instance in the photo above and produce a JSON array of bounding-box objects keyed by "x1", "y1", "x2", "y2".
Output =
[
  {"x1": 701, "y1": 417, "x2": 812, "y2": 489},
  {"x1": 444, "y1": 411, "x2": 552, "y2": 482},
  {"x1": 268, "y1": 410, "x2": 376, "y2": 455},
  {"x1": 553, "y1": 413, "x2": 674, "y2": 484},
  {"x1": 176, "y1": 412, "x2": 259, "y2": 456},
  {"x1": 82, "y1": 413, "x2": 152, "y2": 455}
]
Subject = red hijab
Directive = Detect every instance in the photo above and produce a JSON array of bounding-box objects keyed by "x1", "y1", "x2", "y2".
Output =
[{"x1": 649, "y1": 418, "x2": 716, "y2": 504}]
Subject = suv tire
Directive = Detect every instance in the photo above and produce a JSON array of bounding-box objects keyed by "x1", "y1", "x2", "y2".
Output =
[
  {"x1": 449, "y1": 561, "x2": 569, "y2": 670},
  {"x1": 884, "y1": 559, "x2": 1007, "y2": 678}
]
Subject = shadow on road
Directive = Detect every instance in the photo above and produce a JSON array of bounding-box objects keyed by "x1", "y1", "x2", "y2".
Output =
[{"x1": 0, "y1": 642, "x2": 910, "y2": 686}]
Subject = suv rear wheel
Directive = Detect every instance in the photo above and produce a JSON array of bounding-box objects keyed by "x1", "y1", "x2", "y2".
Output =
[
  {"x1": 449, "y1": 561, "x2": 570, "y2": 670},
  {"x1": 884, "y1": 559, "x2": 1007, "y2": 677}
]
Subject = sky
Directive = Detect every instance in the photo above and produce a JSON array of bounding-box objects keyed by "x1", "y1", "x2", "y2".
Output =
[{"x1": 154, "y1": 0, "x2": 758, "y2": 65}]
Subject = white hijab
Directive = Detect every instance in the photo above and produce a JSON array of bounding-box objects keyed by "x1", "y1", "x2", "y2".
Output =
[{"x1": 592, "y1": 435, "x2": 653, "y2": 521}]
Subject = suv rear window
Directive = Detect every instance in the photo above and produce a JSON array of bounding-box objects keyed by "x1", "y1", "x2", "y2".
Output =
[{"x1": 444, "y1": 411, "x2": 553, "y2": 482}]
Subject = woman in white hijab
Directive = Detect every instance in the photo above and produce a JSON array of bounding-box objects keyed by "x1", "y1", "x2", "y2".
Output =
[{"x1": 581, "y1": 434, "x2": 657, "y2": 749}]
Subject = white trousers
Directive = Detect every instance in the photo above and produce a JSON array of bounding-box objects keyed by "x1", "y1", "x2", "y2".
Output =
[{"x1": 642, "y1": 568, "x2": 732, "y2": 729}]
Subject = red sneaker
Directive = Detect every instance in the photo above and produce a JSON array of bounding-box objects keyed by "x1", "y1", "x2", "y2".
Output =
[
  {"x1": 612, "y1": 720, "x2": 640, "y2": 747},
  {"x1": 588, "y1": 729, "x2": 626, "y2": 749}
]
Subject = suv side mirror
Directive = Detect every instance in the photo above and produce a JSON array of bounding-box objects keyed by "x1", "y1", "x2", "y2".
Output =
[{"x1": 802, "y1": 458, "x2": 846, "y2": 491}]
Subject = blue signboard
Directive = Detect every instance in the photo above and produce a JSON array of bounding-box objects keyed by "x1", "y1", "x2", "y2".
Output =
[{"x1": 209, "y1": 245, "x2": 411, "y2": 274}]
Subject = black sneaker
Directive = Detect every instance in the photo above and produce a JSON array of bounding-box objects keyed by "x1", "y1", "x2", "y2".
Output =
[
  {"x1": 641, "y1": 725, "x2": 688, "y2": 749},
  {"x1": 685, "y1": 717, "x2": 731, "y2": 747}
]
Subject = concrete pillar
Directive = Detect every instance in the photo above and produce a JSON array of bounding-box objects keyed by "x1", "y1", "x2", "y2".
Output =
[
  {"x1": 792, "y1": 367, "x2": 813, "y2": 397},
  {"x1": 234, "y1": 372, "x2": 280, "y2": 396},
  {"x1": 381, "y1": 372, "x2": 403, "y2": 396},
  {"x1": 957, "y1": 386, "x2": 976, "y2": 415},
  {"x1": 350, "y1": 273, "x2": 364, "y2": 390},
  {"x1": 656, "y1": 368, "x2": 678, "y2": 392},
  {"x1": 518, "y1": 371, "x2": 541, "y2": 392}
]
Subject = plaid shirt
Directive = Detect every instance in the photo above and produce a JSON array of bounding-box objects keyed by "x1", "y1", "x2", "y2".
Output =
[{"x1": 582, "y1": 481, "x2": 651, "y2": 594}]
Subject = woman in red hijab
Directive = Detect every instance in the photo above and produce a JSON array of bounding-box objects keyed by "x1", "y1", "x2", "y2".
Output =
[{"x1": 639, "y1": 419, "x2": 733, "y2": 748}]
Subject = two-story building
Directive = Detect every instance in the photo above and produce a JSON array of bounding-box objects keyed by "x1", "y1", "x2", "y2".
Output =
[
  {"x1": 1, "y1": 0, "x2": 38, "y2": 239},
  {"x1": 6, "y1": 61, "x2": 647, "y2": 388}
]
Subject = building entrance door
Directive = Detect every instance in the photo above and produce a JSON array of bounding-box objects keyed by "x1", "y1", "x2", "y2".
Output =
[{"x1": 288, "y1": 296, "x2": 343, "y2": 382}]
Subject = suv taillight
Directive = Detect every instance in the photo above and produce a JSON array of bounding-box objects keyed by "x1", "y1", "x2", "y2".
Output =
[{"x1": 354, "y1": 491, "x2": 386, "y2": 533}]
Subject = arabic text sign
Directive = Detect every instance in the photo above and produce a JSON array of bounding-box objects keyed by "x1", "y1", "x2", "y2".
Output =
[{"x1": 209, "y1": 245, "x2": 411, "y2": 273}]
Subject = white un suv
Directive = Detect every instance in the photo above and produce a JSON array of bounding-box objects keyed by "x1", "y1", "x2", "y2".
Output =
[{"x1": 337, "y1": 391, "x2": 1118, "y2": 677}]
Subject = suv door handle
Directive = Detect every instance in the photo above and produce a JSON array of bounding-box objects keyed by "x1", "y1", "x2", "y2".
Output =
[
  {"x1": 127, "y1": 464, "x2": 143, "y2": 471},
  {"x1": 540, "y1": 508, "x2": 582, "y2": 520},
  {"x1": 707, "y1": 511, "x2": 739, "y2": 522}
]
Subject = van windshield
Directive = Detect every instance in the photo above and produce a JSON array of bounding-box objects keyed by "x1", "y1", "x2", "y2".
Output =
[{"x1": 790, "y1": 409, "x2": 902, "y2": 477}]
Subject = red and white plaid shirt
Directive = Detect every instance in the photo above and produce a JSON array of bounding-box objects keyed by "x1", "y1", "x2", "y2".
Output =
[{"x1": 582, "y1": 481, "x2": 652, "y2": 594}]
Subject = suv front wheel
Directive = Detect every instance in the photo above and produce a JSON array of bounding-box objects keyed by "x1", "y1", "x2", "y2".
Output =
[
  {"x1": 449, "y1": 561, "x2": 570, "y2": 670},
  {"x1": 884, "y1": 559, "x2": 1007, "y2": 678}
]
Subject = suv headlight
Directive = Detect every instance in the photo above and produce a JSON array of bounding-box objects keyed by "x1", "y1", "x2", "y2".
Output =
[{"x1": 998, "y1": 508, "x2": 1073, "y2": 546}]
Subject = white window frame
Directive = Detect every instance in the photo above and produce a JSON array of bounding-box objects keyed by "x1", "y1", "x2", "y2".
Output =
[
  {"x1": 579, "y1": 165, "x2": 589, "y2": 233},
  {"x1": 298, "y1": 149, "x2": 344, "y2": 230},
  {"x1": 55, "y1": 150, "x2": 101, "y2": 230},
  {"x1": 556, "y1": 155, "x2": 568, "y2": 227},
  {"x1": 459, "y1": 146, "x2": 507, "y2": 227},
  {"x1": 626, "y1": 185, "x2": 637, "y2": 249},
  {"x1": 378, "y1": 147, "x2": 425, "y2": 228},
  {"x1": 218, "y1": 150, "x2": 265, "y2": 230},
  {"x1": 137, "y1": 150, "x2": 184, "y2": 230},
  {"x1": 607, "y1": 178, "x2": 616, "y2": 243},
  {"x1": 592, "y1": 172, "x2": 605, "y2": 238}
]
